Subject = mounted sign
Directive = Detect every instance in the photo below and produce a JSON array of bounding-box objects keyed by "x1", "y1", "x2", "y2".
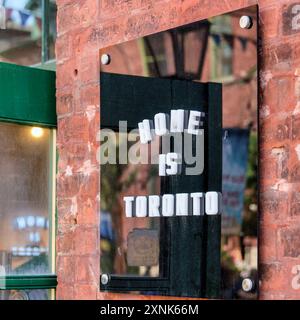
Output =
[
  {"x1": 100, "y1": 4, "x2": 258, "y2": 300},
  {"x1": 122, "y1": 108, "x2": 222, "y2": 218},
  {"x1": 123, "y1": 192, "x2": 221, "y2": 218},
  {"x1": 100, "y1": 68, "x2": 222, "y2": 298}
]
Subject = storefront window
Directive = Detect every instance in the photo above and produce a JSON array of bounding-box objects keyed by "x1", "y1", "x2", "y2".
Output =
[
  {"x1": 0, "y1": 0, "x2": 56, "y2": 65},
  {"x1": 0, "y1": 62, "x2": 57, "y2": 298},
  {"x1": 0, "y1": 122, "x2": 55, "y2": 275},
  {"x1": 0, "y1": 289, "x2": 53, "y2": 300}
]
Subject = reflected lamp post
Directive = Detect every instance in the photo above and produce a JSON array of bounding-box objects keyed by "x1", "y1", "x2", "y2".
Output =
[{"x1": 144, "y1": 20, "x2": 210, "y2": 80}]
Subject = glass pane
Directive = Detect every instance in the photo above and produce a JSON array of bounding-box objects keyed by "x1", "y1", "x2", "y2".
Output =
[
  {"x1": 0, "y1": 289, "x2": 53, "y2": 300},
  {"x1": 0, "y1": 122, "x2": 55, "y2": 275},
  {"x1": 100, "y1": 6, "x2": 257, "y2": 299},
  {"x1": 48, "y1": 0, "x2": 57, "y2": 61},
  {"x1": 101, "y1": 132, "x2": 160, "y2": 277},
  {"x1": 0, "y1": 0, "x2": 57, "y2": 65}
]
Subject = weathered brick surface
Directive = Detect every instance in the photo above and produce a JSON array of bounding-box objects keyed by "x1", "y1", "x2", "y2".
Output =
[{"x1": 56, "y1": 0, "x2": 300, "y2": 300}]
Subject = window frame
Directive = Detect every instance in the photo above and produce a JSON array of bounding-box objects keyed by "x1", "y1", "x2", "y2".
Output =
[
  {"x1": 42, "y1": 0, "x2": 57, "y2": 64},
  {"x1": 0, "y1": 62, "x2": 57, "y2": 298}
]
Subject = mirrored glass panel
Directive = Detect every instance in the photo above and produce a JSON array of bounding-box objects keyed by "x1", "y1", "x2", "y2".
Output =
[
  {"x1": 101, "y1": 132, "x2": 160, "y2": 277},
  {"x1": 100, "y1": 6, "x2": 257, "y2": 299},
  {"x1": 0, "y1": 122, "x2": 55, "y2": 275}
]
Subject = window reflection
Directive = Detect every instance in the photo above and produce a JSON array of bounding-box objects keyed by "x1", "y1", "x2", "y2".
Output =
[
  {"x1": 0, "y1": 289, "x2": 52, "y2": 300},
  {"x1": 101, "y1": 133, "x2": 160, "y2": 277},
  {"x1": 0, "y1": 122, "x2": 54, "y2": 275},
  {"x1": 0, "y1": 0, "x2": 57, "y2": 65}
]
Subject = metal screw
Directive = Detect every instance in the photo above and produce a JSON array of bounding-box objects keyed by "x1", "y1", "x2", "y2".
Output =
[
  {"x1": 101, "y1": 53, "x2": 111, "y2": 65},
  {"x1": 239, "y1": 16, "x2": 253, "y2": 29},
  {"x1": 242, "y1": 278, "x2": 253, "y2": 292},
  {"x1": 101, "y1": 273, "x2": 110, "y2": 285}
]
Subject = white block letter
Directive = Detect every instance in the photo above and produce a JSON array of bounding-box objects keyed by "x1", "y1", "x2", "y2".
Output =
[
  {"x1": 162, "y1": 194, "x2": 174, "y2": 217},
  {"x1": 138, "y1": 119, "x2": 153, "y2": 144},
  {"x1": 124, "y1": 196, "x2": 135, "y2": 217},
  {"x1": 205, "y1": 192, "x2": 222, "y2": 215},
  {"x1": 135, "y1": 196, "x2": 147, "y2": 217},
  {"x1": 159, "y1": 154, "x2": 166, "y2": 176},
  {"x1": 170, "y1": 109, "x2": 185, "y2": 133},
  {"x1": 166, "y1": 153, "x2": 180, "y2": 175},
  {"x1": 191, "y1": 192, "x2": 204, "y2": 216},
  {"x1": 154, "y1": 113, "x2": 168, "y2": 136},
  {"x1": 188, "y1": 110, "x2": 203, "y2": 135},
  {"x1": 149, "y1": 195, "x2": 160, "y2": 217},
  {"x1": 176, "y1": 193, "x2": 189, "y2": 216}
]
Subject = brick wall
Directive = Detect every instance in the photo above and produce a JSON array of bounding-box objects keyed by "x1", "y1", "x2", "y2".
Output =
[{"x1": 55, "y1": 0, "x2": 300, "y2": 300}]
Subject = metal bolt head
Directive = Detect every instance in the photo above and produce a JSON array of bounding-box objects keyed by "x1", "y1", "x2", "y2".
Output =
[
  {"x1": 239, "y1": 16, "x2": 253, "y2": 29},
  {"x1": 101, "y1": 53, "x2": 111, "y2": 65},
  {"x1": 101, "y1": 273, "x2": 110, "y2": 285},
  {"x1": 242, "y1": 278, "x2": 253, "y2": 292}
]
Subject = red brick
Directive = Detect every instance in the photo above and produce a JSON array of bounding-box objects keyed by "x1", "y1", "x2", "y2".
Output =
[
  {"x1": 259, "y1": 6, "x2": 280, "y2": 40},
  {"x1": 292, "y1": 114, "x2": 300, "y2": 140},
  {"x1": 57, "y1": 0, "x2": 98, "y2": 36},
  {"x1": 261, "y1": 76, "x2": 295, "y2": 114},
  {"x1": 74, "y1": 284, "x2": 98, "y2": 300},
  {"x1": 59, "y1": 142, "x2": 91, "y2": 167},
  {"x1": 290, "y1": 190, "x2": 300, "y2": 218},
  {"x1": 55, "y1": 33, "x2": 71, "y2": 63},
  {"x1": 57, "y1": 173, "x2": 83, "y2": 198},
  {"x1": 56, "y1": 284, "x2": 74, "y2": 300},
  {"x1": 78, "y1": 84, "x2": 99, "y2": 113},
  {"x1": 260, "y1": 189, "x2": 289, "y2": 222},
  {"x1": 56, "y1": 0, "x2": 75, "y2": 8},
  {"x1": 78, "y1": 53, "x2": 100, "y2": 86},
  {"x1": 180, "y1": 0, "x2": 256, "y2": 26},
  {"x1": 57, "y1": 256, "x2": 76, "y2": 284},
  {"x1": 99, "y1": 0, "x2": 142, "y2": 21},
  {"x1": 57, "y1": 229, "x2": 75, "y2": 254},
  {"x1": 260, "y1": 115, "x2": 292, "y2": 145},
  {"x1": 262, "y1": 42, "x2": 293, "y2": 73},
  {"x1": 259, "y1": 226, "x2": 278, "y2": 262},
  {"x1": 57, "y1": 92, "x2": 73, "y2": 116},
  {"x1": 290, "y1": 163, "x2": 300, "y2": 182},
  {"x1": 74, "y1": 226, "x2": 98, "y2": 255},
  {"x1": 77, "y1": 197, "x2": 99, "y2": 225},
  {"x1": 58, "y1": 115, "x2": 90, "y2": 144},
  {"x1": 75, "y1": 256, "x2": 99, "y2": 284},
  {"x1": 279, "y1": 226, "x2": 300, "y2": 258},
  {"x1": 57, "y1": 198, "x2": 76, "y2": 225},
  {"x1": 259, "y1": 262, "x2": 285, "y2": 292},
  {"x1": 56, "y1": 58, "x2": 78, "y2": 89}
]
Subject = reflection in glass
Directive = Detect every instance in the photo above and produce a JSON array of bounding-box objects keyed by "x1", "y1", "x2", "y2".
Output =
[
  {"x1": 101, "y1": 133, "x2": 160, "y2": 277},
  {"x1": 101, "y1": 6, "x2": 257, "y2": 299},
  {"x1": 0, "y1": 122, "x2": 54, "y2": 275},
  {"x1": 0, "y1": 0, "x2": 57, "y2": 65},
  {"x1": 0, "y1": 289, "x2": 52, "y2": 300}
]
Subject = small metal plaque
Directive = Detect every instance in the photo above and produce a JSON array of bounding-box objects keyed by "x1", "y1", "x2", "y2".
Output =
[{"x1": 127, "y1": 229, "x2": 159, "y2": 267}]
